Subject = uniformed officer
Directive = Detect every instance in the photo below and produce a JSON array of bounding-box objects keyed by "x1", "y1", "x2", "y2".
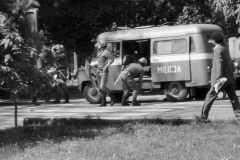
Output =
[
  {"x1": 120, "y1": 57, "x2": 147, "y2": 106},
  {"x1": 51, "y1": 44, "x2": 70, "y2": 103},
  {"x1": 95, "y1": 40, "x2": 117, "y2": 107}
]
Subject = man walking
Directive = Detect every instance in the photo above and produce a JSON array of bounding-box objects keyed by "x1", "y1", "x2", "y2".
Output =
[
  {"x1": 120, "y1": 57, "x2": 147, "y2": 106},
  {"x1": 95, "y1": 40, "x2": 117, "y2": 107},
  {"x1": 196, "y1": 32, "x2": 240, "y2": 122}
]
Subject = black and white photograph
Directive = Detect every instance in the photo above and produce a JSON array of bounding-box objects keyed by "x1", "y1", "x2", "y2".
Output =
[{"x1": 1, "y1": 0, "x2": 240, "y2": 159}]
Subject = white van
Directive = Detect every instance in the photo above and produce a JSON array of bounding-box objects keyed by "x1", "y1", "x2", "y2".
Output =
[{"x1": 78, "y1": 24, "x2": 226, "y2": 103}]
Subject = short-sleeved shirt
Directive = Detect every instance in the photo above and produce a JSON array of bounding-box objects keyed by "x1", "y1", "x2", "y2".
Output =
[
  {"x1": 97, "y1": 49, "x2": 114, "y2": 70},
  {"x1": 123, "y1": 63, "x2": 143, "y2": 78}
]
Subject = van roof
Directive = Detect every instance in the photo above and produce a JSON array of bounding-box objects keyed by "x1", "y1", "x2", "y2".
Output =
[{"x1": 97, "y1": 24, "x2": 222, "y2": 41}]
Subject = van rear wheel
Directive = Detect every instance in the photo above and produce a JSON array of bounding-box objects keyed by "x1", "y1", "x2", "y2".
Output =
[
  {"x1": 83, "y1": 83, "x2": 101, "y2": 104},
  {"x1": 164, "y1": 82, "x2": 188, "y2": 102}
]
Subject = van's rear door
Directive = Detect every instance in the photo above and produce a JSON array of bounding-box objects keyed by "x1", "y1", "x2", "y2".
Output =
[{"x1": 150, "y1": 36, "x2": 191, "y2": 82}]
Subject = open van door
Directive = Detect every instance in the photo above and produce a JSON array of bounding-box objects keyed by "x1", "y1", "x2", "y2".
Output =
[
  {"x1": 106, "y1": 41, "x2": 123, "y2": 91},
  {"x1": 150, "y1": 36, "x2": 191, "y2": 101}
]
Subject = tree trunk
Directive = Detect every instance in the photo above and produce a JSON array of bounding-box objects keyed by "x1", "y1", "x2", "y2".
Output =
[{"x1": 12, "y1": 91, "x2": 19, "y2": 127}]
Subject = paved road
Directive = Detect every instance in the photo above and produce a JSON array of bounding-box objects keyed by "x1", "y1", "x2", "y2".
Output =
[{"x1": 0, "y1": 91, "x2": 239, "y2": 130}]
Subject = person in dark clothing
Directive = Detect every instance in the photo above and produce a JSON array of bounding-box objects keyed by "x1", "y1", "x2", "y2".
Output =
[
  {"x1": 51, "y1": 44, "x2": 70, "y2": 103},
  {"x1": 111, "y1": 22, "x2": 117, "y2": 31},
  {"x1": 195, "y1": 32, "x2": 240, "y2": 122},
  {"x1": 120, "y1": 57, "x2": 147, "y2": 106}
]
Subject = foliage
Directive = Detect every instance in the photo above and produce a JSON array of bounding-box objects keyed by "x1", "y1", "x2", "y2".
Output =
[
  {"x1": 36, "y1": 0, "x2": 240, "y2": 66},
  {"x1": 0, "y1": 0, "x2": 50, "y2": 96},
  {"x1": 1, "y1": 0, "x2": 240, "y2": 94},
  {"x1": 213, "y1": 0, "x2": 240, "y2": 37}
]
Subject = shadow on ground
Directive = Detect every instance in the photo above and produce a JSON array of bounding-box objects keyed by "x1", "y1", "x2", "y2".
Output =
[{"x1": 0, "y1": 117, "x2": 193, "y2": 147}]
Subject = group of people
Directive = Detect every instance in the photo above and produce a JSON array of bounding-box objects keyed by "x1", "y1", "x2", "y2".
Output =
[
  {"x1": 32, "y1": 44, "x2": 70, "y2": 105},
  {"x1": 94, "y1": 40, "x2": 147, "y2": 107},
  {"x1": 94, "y1": 32, "x2": 240, "y2": 122}
]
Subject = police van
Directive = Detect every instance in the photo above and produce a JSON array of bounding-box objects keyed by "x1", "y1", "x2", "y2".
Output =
[{"x1": 78, "y1": 24, "x2": 226, "y2": 103}]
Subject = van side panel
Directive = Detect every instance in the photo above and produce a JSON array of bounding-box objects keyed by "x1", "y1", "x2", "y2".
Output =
[
  {"x1": 187, "y1": 58, "x2": 212, "y2": 87},
  {"x1": 151, "y1": 56, "x2": 191, "y2": 82},
  {"x1": 186, "y1": 33, "x2": 213, "y2": 87}
]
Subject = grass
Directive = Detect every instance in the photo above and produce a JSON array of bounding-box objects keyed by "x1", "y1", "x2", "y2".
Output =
[{"x1": 1, "y1": 118, "x2": 240, "y2": 160}]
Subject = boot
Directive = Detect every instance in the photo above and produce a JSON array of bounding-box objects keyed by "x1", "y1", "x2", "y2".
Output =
[
  {"x1": 132, "y1": 100, "x2": 141, "y2": 106},
  {"x1": 125, "y1": 92, "x2": 131, "y2": 101},
  {"x1": 99, "y1": 96, "x2": 107, "y2": 107},
  {"x1": 121, "y1": 97, "x2": 130, "y2": 106},
  {"x1": 108, "y1": 93, "x2": 117, "y2": 106},
  {"x1": 132, "y1": 90, "x2": 140, "y2": 106},
  {"x1": 63, "y1": 93, "x2": 70, "y2": 103}
]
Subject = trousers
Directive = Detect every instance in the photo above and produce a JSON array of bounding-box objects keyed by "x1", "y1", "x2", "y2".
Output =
[
  {"x1": 201, "y1": 84, "x2": 240, "y2": 118},
  {"x1": 97, "y1": 70, "x2": 110, "y2": 97},
  {"x1": 121, "y1": 71, "x2": 138, "y2": 101}
]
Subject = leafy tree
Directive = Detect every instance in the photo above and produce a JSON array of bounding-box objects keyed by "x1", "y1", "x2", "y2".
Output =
[
  {"x1": 0, "y1": 0, "x2": 51, "y2": 127},
  {"x1": 38, "y1": 0, "x2": 125, "y2": 66},
  {"x1": 213, "y1": 0, "x2": 240, "y2": 37}
]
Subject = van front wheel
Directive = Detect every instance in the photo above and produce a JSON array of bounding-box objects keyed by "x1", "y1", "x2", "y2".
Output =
[
  {"x1": 164, "y1": 82, "x2": 188, "y2": 102},
  {"x1": 83, "y1": 83, "x2": 101, "y2": 104}
]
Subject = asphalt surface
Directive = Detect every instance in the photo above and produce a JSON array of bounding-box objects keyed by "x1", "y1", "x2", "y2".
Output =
[{"x1": 0, "y1": 91, "x2": 239, "y2": 130}]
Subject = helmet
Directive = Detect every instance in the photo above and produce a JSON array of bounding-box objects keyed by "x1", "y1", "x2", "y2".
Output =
[
  {"x1": 59, "y1": 45, "x2": 65, "y2": 52},
  {"x1": 98, "y1": 40, "x2": 107, "y2": 49},
  {"x1": 138, "y1": 57, "x2": 147, "y2": 66}
]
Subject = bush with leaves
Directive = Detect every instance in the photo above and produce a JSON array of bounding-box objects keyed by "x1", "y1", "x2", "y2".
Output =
[{"x1": 0, "y1": 0, "x2": 51, "y2": 99}]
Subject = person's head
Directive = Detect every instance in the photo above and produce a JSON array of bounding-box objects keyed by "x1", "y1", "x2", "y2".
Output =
[
  {"x1": 138, "y1": 57, "x2": 147, "y2": 67},
  {"x1": 59, "y1": 44, "x2": 65, "y2": 52},
  {"x1": 211, "y1": 32, "x2": 224, "y2": 44},
  {"x1": 95, "y1": 40, "x2": 107, "y2": 50},
  {"x1": 112, "y1": 22, "x2": 117, "y2": 27},
  {"x1": 112, "y1": 22, "x2": 117, "y2": 29}
]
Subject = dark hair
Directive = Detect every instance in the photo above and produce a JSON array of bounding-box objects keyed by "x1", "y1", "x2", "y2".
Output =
[{"x1": 211, "y1": 32, "x2": 224, "y2": 44}]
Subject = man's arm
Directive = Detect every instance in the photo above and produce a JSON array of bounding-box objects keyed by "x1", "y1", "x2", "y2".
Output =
[
  {"x1": 137, "y1": 70, "x2": 144, "y2": 92},
  {"x1": 54, "y1": 52, "x2": 66, "y2": 59},
  {"x1": 103, "y1": 50, "x2": 115, "y2": 71},
  {"x1": 51, "y1": 45, "x2": 59, "y2": 56},
  {"x1": 215, "y1": 49, "x2": 223, "y2": 81}
]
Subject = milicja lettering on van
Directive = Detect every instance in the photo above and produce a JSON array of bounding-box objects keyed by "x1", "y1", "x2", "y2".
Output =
[{"x1": 157, "y1": 66, "x2": 182, "y2": 74}]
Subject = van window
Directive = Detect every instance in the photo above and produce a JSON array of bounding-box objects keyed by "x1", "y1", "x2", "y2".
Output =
[
  {"x1": 153, "y1": 38, "x2": 187, "y2": 55},
  {"x1": 206, "y1": 34, "x2": 214, "y2": 52},
  {"x1": 107, "y1": 42, "x2": 120, "y2": 57},
  {"x1": 190, "y1": 37, "x2": 196, "y2": 53}
]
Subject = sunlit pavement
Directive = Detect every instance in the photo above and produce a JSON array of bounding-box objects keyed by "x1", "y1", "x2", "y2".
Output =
[{"x1": 0, "y1": 91, "x2": 239, "y2": 130}]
